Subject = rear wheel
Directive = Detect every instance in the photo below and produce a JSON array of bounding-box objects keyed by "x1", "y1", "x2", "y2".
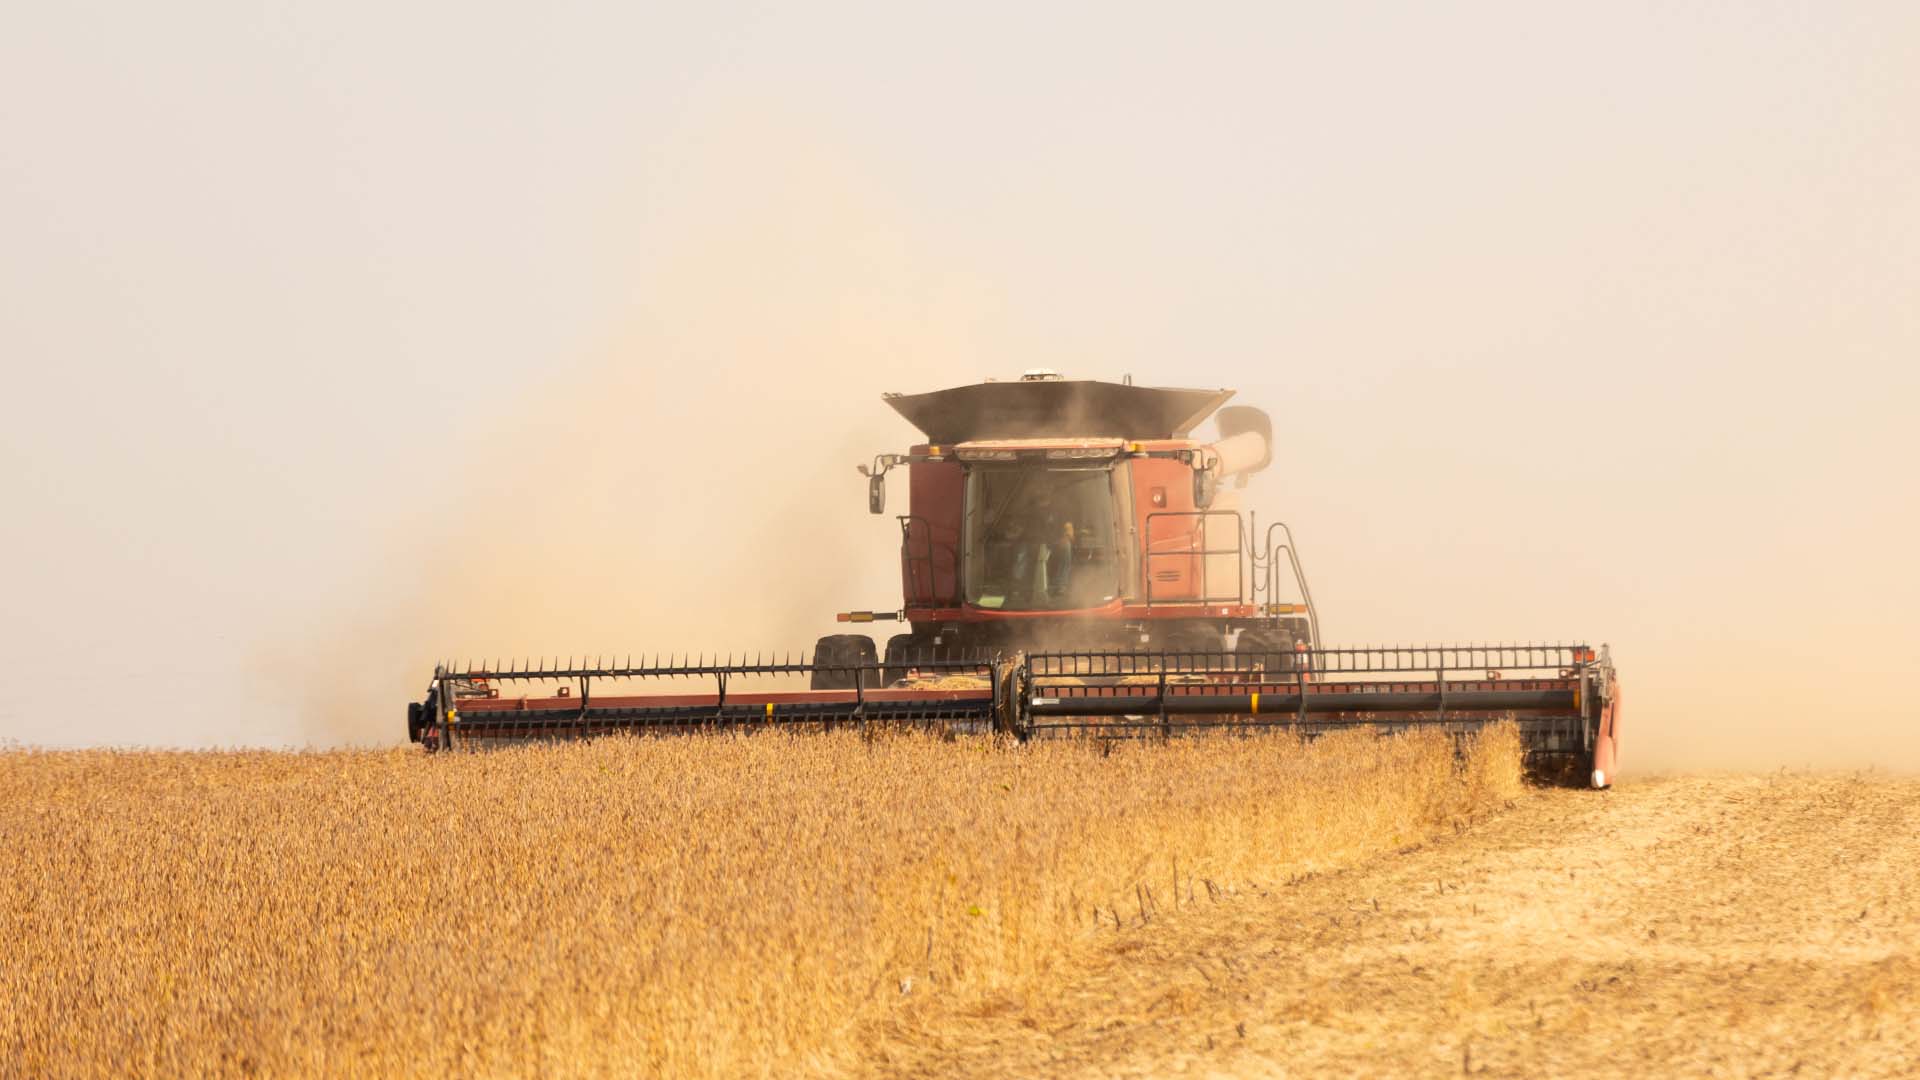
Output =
[{"x1": 810, "y1": 634, "x2": 878, "y2": 689}]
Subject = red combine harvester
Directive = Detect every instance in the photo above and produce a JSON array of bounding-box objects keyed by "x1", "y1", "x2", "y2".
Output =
[{"x1": 407, "y1": 373, "x2": 1622, "y2": 787}]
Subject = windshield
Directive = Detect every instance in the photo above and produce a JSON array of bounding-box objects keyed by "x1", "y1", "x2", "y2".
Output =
[{"x1": 964, "y1": 466, "x2": 1120, "y2": 611}]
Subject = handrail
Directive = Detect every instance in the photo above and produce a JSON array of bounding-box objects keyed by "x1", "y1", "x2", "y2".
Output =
[
  {"x1": 1262, "y1": 521, "x2": 1321, "y2": 646},
  {"x1": 1142, "y1": 510, "x2": 1246, "y2": 607},
  {"x1": 897, "y1": 514, "x2": 958, "y2": 606}
]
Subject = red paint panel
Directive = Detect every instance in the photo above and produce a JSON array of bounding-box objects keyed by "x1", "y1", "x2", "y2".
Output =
[
  {"x1": 898, "y1": 602, "x2": 1260, "y2": 623},
  {"x1": 1036, "y1": 679, "x2": 1580, "y2": 698},
  {"x1": 903, "y1": 459, "x2": 963, "y2": 606},
  {"x1": 457, "y1": 687, "x2": 993, "y2": 714},
  {"x1": 1131, "y1": 457, "x2": 1201, "y2": 601}
]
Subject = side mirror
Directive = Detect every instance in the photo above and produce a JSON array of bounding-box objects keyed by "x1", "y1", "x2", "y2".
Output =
[
  {"x1": 868, "y1": 473, "x2": 887, "y2": 515},
  {"x1": 1192, "y1": 466, "x2": 1217, "y2": 509}
]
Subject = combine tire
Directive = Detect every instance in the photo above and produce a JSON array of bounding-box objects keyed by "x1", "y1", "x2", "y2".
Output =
[
  {"x1": 810, "y1": 634, "x2": 878, "y2": 690},
  {"x1": 881, "y1": 634, "x2": 924, "y2": 687},
  {"x1": 1236, "y1": 628, "x2": 1299, "y2": 675}
]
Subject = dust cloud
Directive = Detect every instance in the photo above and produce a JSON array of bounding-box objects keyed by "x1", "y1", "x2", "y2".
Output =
[
  {"x1": 281, "y1": 134, "x2": 989, "y2": 744},
  {"x1": 6, "y1": 6, "x2": 1917, "y2": 771},
  {"x1": 100, "y1": 113, "x2": 1920, "y2": 768}
]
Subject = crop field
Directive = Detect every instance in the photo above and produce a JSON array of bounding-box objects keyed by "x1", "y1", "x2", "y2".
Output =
[
  {"x1": 0, "y1": 726, "x2": 1521, "y2": 1078},
  {"x1": 869, "y1": 771, "x2": 1920, "y2": 1078}
]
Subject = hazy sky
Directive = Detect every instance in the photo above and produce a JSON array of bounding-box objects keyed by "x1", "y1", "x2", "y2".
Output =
[{"x1": 4, "y1": 3, "x2": 1916, "y2": 768}]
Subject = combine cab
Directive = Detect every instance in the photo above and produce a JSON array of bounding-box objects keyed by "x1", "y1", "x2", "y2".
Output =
[{"x1": 408, "y1": 372, "x2": 1621, "y2": 788}]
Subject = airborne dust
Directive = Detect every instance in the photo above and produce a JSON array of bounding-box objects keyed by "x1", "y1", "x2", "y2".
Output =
[{"x1": 4, "y1": 8, "x2": 1917, "y2": 773}]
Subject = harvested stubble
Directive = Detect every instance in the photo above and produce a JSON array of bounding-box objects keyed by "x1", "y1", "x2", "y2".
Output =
[{"x1": 0, "y1": 724, "x2": 1521, "y2": 1078}]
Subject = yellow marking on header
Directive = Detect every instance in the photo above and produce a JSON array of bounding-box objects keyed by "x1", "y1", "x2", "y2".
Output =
[
  {"x1": 766, "y1": 702, "x2": 775, "y2": 718},
  {"x1": 1250, "y1": 692, "x2": 1259, "y2": 715}
]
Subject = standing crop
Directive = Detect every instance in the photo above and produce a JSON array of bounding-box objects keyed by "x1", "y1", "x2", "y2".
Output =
[{"x1": 0, "y1": 725, "x2": 1520, "y2": 1078}]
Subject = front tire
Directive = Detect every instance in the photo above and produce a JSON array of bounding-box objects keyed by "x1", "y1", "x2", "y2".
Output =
[
  {"x1": 881, "y1": 633, "x2": 930, "y2": 687},
  {"x1": 1235, "y1": 628, "x2": 1298, "y2": 675},
  {"x1": 810, "y1": 634, "x2": 878, "y2": 690}
]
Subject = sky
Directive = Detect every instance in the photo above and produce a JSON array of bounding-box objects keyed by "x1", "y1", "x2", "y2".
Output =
[{"x1": 3, "y1": 2, "x2": 1916, "y2": 769}]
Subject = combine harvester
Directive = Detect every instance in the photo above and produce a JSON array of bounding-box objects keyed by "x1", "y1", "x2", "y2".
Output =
[{"x1": 406, "y1": 373, "x2": 1621, "y2": 787}]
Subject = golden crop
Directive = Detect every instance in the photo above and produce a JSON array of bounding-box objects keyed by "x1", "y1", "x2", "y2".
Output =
[{"x1": 0, "y1": 725, "x2": 1521, "y2": 1078}]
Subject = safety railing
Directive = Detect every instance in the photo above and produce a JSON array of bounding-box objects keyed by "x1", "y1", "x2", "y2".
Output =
[
  {"x1": 1143, "y1": 510, "x2": 1246, "y2": 607},
  {"x1": 896, "y1": 514, "x2": 959, "y2": 607}
]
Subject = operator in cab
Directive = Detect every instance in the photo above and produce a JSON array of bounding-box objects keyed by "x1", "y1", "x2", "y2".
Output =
[{"x1": 997, "y1": 494, "x2": 1076, "y2": 606}]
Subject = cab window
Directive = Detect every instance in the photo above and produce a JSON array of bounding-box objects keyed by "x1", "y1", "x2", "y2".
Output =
[{"x1": 964, "y1": 467, "x2": 1119, "y2": 610}]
